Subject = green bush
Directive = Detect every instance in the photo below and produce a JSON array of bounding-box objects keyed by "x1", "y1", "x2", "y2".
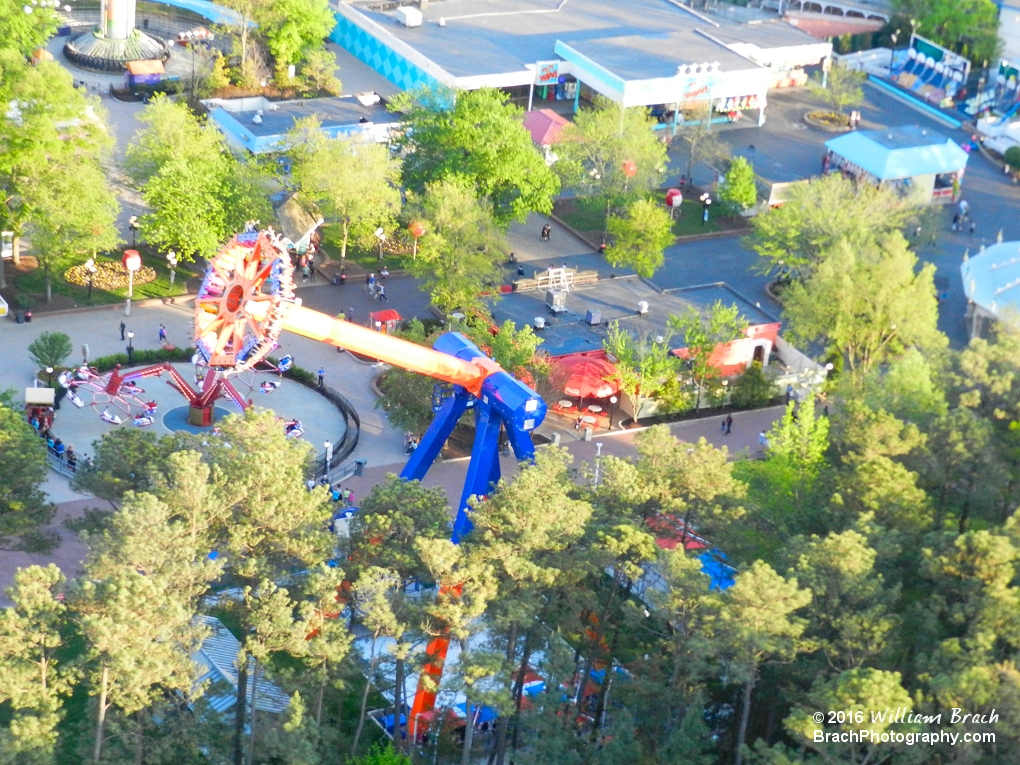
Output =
[
  {"x1": 730, "y1": 362, "x2": 778, "y2": 408},
  {"x1": 1004, "y1": 145, "x2": 1020, "y2": 171},
  {"x1": 28, "y1": 332, "x2": 73, "y2": 369},
  {"x1": 92, "y1": 346, "x2": 196, "y2": 372}
]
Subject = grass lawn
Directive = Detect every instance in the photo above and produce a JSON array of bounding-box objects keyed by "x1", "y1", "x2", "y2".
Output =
[
  {"x1": 13, "y1": 246, "x2": 200, "y2": 309},
  {"x1": 557, "y1": 194, "x2": 724, "y2": 237},
  {"x1": 320, "y1": 225, "x2": 412, "y2": 271}
]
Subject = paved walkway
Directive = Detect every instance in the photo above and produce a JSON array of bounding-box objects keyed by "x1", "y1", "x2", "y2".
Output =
[{"x1": 337, "y1": 404, "x2": 785, "y2": 508}]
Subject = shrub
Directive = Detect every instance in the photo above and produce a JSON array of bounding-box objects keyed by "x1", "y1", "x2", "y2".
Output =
[
  {"x1": 1004, "y1": 146, "x2": 1020, "y2": 172},
  {"x1": 91, "y1": 346, "x2": 196, "y2": 372},
  {"x1": 28, "y1": 332, "x2": 73, "y2": 369},
  {"x1": 730, "y1": 362, "x2": 778, "y2": 408}
]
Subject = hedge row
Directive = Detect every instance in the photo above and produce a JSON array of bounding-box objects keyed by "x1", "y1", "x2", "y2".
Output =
[{"x1": 91, "y1": 346, "x2": 196, "y2": 373}]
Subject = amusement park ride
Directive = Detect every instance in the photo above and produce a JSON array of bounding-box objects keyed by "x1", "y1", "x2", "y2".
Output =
[{"x1": 69, "y1": 229, "x2": 547, "y2": 733}]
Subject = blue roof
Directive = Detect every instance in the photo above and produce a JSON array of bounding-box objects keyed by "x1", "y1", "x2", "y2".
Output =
[
  {"x1": 825, "y1": 125, "x2": 968, "y2": 181},
  {"x1": 151, "y1": 0, "x2": 248, "y2": 26},
  {"x1": 961, "y1": 241, "x2": 1020, "y2": 318}
]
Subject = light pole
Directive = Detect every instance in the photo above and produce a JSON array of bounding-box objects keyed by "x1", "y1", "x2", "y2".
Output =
[
  {"x1": 700, "y1": 193, "x2": 712, "y2": 226},
  {"x1": 374, "y1": 227, "x2": 386, "y2": 262},
  {"x1": 167, "y1": 250, "x2": 178, "y2": 289},
  {"x1": 323, "y1": 440, "x2": 332, "y2": 478},
  {"x1": 46, "y1": 366, "x2": 53, "y2": 387},
  {"x1": 84, "y1": 257, "x2": 97, "y2": 301},
  {"x1": 609, "y1": 395, "x2": 618, "y2": 429},
  {"x1": 594, "y1": 442, "x2": 603, "y2": 487},
  {"x1": 127, "y1": 331, "x2": 134, "y2": 363},
  {"x1": 129, "y1": 216, "x2": 138, "y2": 248}
]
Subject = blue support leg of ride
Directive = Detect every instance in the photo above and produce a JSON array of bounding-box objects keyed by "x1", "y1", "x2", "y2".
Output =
[
  {"x1": 505, "y1": 425, "x2": 536, "y2": 463},
  {"x1": 400, "y1": 390, "x2": 470, "y2": 482},
  {"x1": 452, "y1": 402, "x2": 503, "y2": 544}
]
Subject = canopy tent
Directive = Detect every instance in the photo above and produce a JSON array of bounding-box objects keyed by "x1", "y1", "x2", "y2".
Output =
[
  {"x1": 824, "y1": 125, "x2": 968, "y2": 181},
  {"x1": 522, "y1": 109, "x2": 570, "y2": 146},
  {"x1": 548, "y1": 354, "x2": 621, "y2": 399}
]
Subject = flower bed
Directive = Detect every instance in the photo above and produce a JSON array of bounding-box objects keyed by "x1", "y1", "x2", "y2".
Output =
[{"x1": 64, "y1": 261, "x2": 157, "y2": 290}]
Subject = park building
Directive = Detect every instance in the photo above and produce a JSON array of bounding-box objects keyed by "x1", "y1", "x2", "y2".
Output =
[
  {"x1": 961, "y1": 241, "x2": 1020, "y2": 339},
  {"x1": 327, "y1": 0, "x2": 832, "y2": 128}
]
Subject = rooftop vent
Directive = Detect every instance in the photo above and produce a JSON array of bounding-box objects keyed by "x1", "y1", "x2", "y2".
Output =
[
  {"x1": 438, "y1": 16, "x2": 446, "y2": 26},
  {"x1": 637, "y1": 300, "x2": 649, "y2": 315},
  {"x1": 534, "y1": 316, "x2": 546, "y2": 330}
]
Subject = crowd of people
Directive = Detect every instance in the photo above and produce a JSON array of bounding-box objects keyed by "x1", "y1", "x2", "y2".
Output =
[{"x1": 27, "y1": 405, "x2": 83, "y2": 472}]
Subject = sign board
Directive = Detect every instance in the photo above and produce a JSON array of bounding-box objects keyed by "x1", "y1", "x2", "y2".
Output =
[{"x1": 536, "y1": 60, "x2": 561, "y2": 85}]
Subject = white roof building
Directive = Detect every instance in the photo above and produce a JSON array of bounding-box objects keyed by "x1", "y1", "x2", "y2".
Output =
[
  {"x1": 961, "y1": 241, "x2": 1020, "y2": 337},
  {"x1": 191, "y1": 615, "x2": 291, "y2": 718}
]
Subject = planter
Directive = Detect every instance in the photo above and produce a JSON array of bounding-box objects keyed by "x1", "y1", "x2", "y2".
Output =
[{"x1": 803, "y1": 110, "x2": 851, "y2": 133}]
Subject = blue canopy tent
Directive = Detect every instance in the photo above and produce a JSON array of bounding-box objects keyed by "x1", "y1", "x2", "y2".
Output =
[{"x1": 824, "y1": 125, "x2": 968, "y2": 203}]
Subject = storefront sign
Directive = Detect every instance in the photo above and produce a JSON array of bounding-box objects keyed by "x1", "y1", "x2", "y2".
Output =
[{"x1": 536, "y1": 61, "x2": 560, "y2": 85}]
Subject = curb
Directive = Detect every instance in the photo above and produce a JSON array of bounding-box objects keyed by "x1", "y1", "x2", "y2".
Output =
[
  {"x1": 8, "y1": 294, "x2": 195, "y2": 321},
  {"x1": 548, "y1": 213, "x2": 603, "y2": 251}
]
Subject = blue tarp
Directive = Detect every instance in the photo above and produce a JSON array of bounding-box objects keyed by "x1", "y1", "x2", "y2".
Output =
[
  {"x1": 699, "y1": 551, "x2": 736, "y2": 590},
  {"x1": 825, "y1": 125, "x2": 968, "y2": 181},
  {"x1": 455, "y1": 704, "x2": 499, "y2": 724}
]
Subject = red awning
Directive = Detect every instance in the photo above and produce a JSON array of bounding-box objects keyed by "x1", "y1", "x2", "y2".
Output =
[
  {"x1": 549, "y1": 354, "x2": 621, "y2": 399},
  {"x1": 369, "y1": 309, "x2": 401, "y2": 323}
]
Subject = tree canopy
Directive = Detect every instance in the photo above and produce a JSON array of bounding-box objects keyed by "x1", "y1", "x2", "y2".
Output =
[
  {"x1": 605, "y1": 198, "x2": 675, "y2": 278},
  {"x1": 395, "y1": 87, "x2": 560, "y2": 229}
]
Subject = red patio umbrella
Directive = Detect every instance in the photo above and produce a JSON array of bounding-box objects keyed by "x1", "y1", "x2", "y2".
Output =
[{"x1": 549, "y1": 355, "x2": 621, "y2": 399}]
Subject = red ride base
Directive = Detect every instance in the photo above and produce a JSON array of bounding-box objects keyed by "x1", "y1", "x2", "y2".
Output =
[{"x1": 189, "y1": 404, "x2": 214, "y2": 427}]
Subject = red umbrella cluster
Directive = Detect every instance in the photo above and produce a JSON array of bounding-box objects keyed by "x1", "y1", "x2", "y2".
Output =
[{"x1": 548, "y1": 355, "x2": 621, "y2": 399}]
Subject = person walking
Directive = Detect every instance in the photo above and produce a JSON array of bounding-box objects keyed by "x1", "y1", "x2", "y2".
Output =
[
  {"x1": 541, "y1": 224, "x2": 551, "y2": 242},
  {"x1": 758, "y1": 430, "x2": 768, "y2": 447},
  {"x1": 720, "y1": 418, "x2": 727, "y2": 433},
  {"x1": 159, "y1": 325, "x2": 167, "y2": 344},
  {"x1": 376, "y1": 284, "x2": 388, "y2": 302},
  {"x1": 725, "y1": 414, "x2": 732, "y2": 435},
  {"x1": 317, "y1": 368, "x2": 325, "y2": 389},
  {"x1": 120, "y1": 321, "x2": 126, "y2": 341},
  {"x1": 82, "y1": 344, "x2": 89, "y2": 365},
  {"x1": 339, "y1": 268, "x2": 346, "y2": 286},
  {"x1": 952, "y1": 212, "x2": 960, "y2": 232}
]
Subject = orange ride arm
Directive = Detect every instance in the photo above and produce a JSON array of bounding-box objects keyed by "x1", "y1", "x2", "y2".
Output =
[{"x1": 281, "y1": 305, "x2": 498, "y2": 396}]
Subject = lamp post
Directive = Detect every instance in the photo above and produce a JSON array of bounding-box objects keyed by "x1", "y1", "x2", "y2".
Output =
[
  {"x1": 374, "y1": 227, "x2": 386, "y2": 262},
  {"x1": 700, "y1": 193, "x2": 712, "y2": 226},
  {"x1": 609, "y1": 395, "x2": 618, "y2": 429},
  {"x1": 46, "y1": 366, "x2": 53, "y2": 386},
  {"x1": 84, "y1": 257, "x2": 97, "y2": 301},
  {"x1": 129, "y1": 216, "x2": 138, "y2": 248},
  {"x1": 127, "y1": 331, "x2": 134, "y2": 363},
  {"x1": 167, "y1": 250, "x2": 178, "y2": 288},
  {"x1": 324, "y1": 440, "x2": 332, "y2": 478},
  {"x1": 594, "y1": 442, "x2": 603, "y2": 487}
]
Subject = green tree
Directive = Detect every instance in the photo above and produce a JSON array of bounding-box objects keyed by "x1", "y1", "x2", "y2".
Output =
[
  {"x1": 783, "y1": 234, "x2": 946, "y2": 375},
  {"x1": 731, "y1": 362, "x2": 778, "y2": 408},
  {"x1": 808, "y1": 63, "x2": 865, "y2": 116},
  {"x1": 0, "y1": 398, "x2": 53, "y2": 546},
  {"x1": 376, "y1": 368, "x2": 437, "y2": 436},
  {"x1": 893, "y1": 0, "x2": 1001, "y2": 63},
  {"x1": 126, "y1": 96, "x2": 273, "y2": 261},
  {"x1": 719, "y1": 156, "x2": 757, "y2": 214},
  {"x1": 395, "y1": 87, "x2": 559, "y2": 228},
  {"x1": 288, "y1": 116, "x2": 401, "y2": 265},
  {"x1": 300, "y1": 48, "x2": 342, "y2": 95},
  {"x1": 0, "y1": 53, "x2": 113, "y2": 277},
  {"x1": 747, "y1": 173, "x2": 913, "y2": 278},
  {"x1": 27, "y1": 332, "x2": 72, "y2": 370},
  {"x1": 784, "y1": 529, "x2": 897, "y2": 669},
  {"x1": 554, "y1": 96, "x2": 668, "y2": 236},
  {"x1": 0, "y1": 565, "x2": 73, "y2": 761},
  {"x1": 256, "y1": 0, "x2": 335, "y2": 70},
  {"x1": 710, "y1": 561, "x2": 813, "y2": 765},
  {"x1": 0, "y1": 0, "x2": 60, "y2": 55},
  {"x1": 784, "y1": 669, "x2": 915, "y2": 763},
  {"x1": 25, "y1": 159, "x2": 120, "y2": 303},
  {"x1": 674, "y1": 101, "x2": 731, "y2": 181},
  {"x1": 605, "y1": 197, "x2": 675, "y2": 278},
  {"x1": 72, "y1": 428, "x2": 165, "y2": 502},
  {"x1": 406, "y1": 176, "x2": 509, "y2": 314},
  {"x1": 603, "y1": 322, "x2": 679, "y2": 417},
  {"x1": 463, "y1": 319, "x2": 547, "y2": 383},
  {"x1": 668, "y1": 301, "x2": 747, "y2": 409}
]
